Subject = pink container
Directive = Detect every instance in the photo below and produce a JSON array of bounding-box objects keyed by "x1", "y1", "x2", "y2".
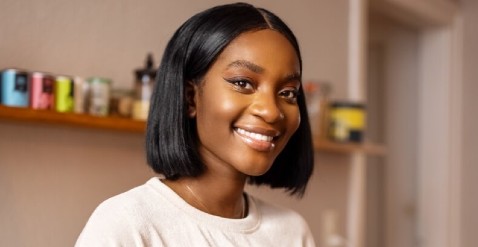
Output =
[{"x1": 30, "y1": 72, "x2": 55, "y2": 110}]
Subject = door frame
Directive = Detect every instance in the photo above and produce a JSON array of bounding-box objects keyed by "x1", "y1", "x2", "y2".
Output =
[{"x1": 349, "y1": 0, "x2": 463, "y2": 246}]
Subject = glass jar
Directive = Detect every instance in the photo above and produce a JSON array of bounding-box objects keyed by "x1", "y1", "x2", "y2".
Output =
[{"x1": 87, "y1": 77, "x2": 112, "y2": 117}]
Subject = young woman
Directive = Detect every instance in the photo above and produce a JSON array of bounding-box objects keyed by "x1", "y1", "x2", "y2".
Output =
[{"x1": 76, "y1": 3, "x2": 315, "y2": 246}]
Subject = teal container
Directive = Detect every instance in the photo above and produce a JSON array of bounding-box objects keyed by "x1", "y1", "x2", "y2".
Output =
[{"x1": 1, "y1": 69, "x2": 30, "y2": 107}]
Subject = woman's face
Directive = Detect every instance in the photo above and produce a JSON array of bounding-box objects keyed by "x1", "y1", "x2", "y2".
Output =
[{"x1": 190, "y1": 29, "x2": 301, "y2": 177}]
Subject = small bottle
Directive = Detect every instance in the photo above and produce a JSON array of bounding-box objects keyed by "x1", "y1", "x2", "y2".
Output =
[
  {"x1": 304, "y1": 81, "x2": 331, "y2": 139},
  {"x1": 132, "y1": 53, "x2": 156, "y2": 120}
]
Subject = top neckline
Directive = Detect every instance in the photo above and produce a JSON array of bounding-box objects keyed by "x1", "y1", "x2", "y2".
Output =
[{"x1": 146, "y1": 177, "x2": 262, "y2": 233}]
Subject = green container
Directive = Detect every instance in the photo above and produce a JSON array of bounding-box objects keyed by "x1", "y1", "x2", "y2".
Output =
[{"x1": 55, "y1": 76, "x2": 74, "y2": 113}]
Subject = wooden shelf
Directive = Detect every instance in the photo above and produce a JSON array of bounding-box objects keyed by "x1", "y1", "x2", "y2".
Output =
[
  {"x1": 314, "y1": 138, "x2": 386, "y2": 155},
  {"x1": 0, "y1": 105, "x2": 385, "y2": 155},
  {"x1": 0, "y1": 105, "x2": 146, "y2": 133}
]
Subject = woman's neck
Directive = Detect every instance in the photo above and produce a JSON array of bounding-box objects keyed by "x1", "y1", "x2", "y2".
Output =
[{"x1": 163, "y1": 172, "x2": 247, "y2": 219}]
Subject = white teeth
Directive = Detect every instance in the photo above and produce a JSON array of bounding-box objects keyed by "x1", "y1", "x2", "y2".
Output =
[{"x1": 236, "y1": 128, "x2": 274, "y2": 142}]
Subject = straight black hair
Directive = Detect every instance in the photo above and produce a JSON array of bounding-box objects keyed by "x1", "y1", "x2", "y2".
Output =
[{"x1": 146, "y1": 2, "x2": 314, "y2": 196}]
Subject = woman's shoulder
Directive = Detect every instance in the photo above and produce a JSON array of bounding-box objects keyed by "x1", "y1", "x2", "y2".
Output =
[
  {"x1": 112, "y1": 178, "x2": 158, "y2": 200},
  {"x1": 75, "y1": 178, "x2": 168, "y2": 246},
  {"x1": 249, "y1": 194, "x2": 309, "y2": 228},
  {"x1": 248, "y1": 194, "x2": 316, "y2": 246},
  {"x1": 90, "y1": 178, "x2": 159, "y2": 214},
  {"x1": 84, "y1": 179, "x2": 158, "y2": 221}
]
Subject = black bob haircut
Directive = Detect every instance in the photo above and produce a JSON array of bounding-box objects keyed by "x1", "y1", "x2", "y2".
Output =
[{"x1": 146, "y1": 2, "x2": 314, "y2": 196}]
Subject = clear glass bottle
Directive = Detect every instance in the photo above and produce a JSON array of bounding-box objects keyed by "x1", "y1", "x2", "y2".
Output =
[{"x1": 132, "y1": 53, "x2": 156, "y2": 120}]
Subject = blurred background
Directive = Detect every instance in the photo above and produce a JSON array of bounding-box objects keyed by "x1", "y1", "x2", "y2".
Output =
[{"x1": 0, "y1": 0, "x2": 476, "y2": 246}]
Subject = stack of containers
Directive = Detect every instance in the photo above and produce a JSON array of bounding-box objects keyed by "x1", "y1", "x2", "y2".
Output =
[{"x1": 0, "y1": 68, "x2": 112, "y2": 117}]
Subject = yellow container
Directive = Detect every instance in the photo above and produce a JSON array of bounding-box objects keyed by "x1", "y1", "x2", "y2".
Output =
[
  {"x1": 328, "y1": 101, "x2": 365, "y2": 142},
  {"x1": 55, "y1": 76, "x2": 74, "y2": 113}
]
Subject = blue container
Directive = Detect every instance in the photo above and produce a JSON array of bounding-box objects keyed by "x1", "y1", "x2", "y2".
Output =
[
  {"x1": 1, "y1": 69, "x2": 30, "y2": 107},
  {"x1": 0, "y1": 72, "x2": 2, "y2": 104}
]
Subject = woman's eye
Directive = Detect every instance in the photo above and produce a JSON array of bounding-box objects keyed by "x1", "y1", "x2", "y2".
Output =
[
  {"x1": 279, "y1": 89, "x2": 299, "y2": 102},
  {"x1": 234, "y1": 80, "x2": 253, "y2": 89},
  {"x1": 226, "y1": 78, "x2": 254, "y2": 92}
]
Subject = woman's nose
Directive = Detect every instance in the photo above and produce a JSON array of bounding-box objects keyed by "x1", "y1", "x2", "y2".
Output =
[{"x1": 249, "y1": 92, "x2": 284, "y2": 123}]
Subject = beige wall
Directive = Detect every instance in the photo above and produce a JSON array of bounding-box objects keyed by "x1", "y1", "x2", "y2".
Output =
[
  {"x1": 0, "y1": 1, "x2": 351, "y2": 246},
  {"x1": 461, "y1": 0, "x2": 478, "y2": 246},
  {"x1": 0, "y1": 0, "x2": 350, "y2": 97},
  {"x1": 0, "y1": 123, "x2": 154, "y2": 246}
]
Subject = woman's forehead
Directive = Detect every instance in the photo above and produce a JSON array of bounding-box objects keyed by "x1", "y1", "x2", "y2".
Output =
[{"x1": 212, "y1": 30, "x2": 301, "y2": 74}]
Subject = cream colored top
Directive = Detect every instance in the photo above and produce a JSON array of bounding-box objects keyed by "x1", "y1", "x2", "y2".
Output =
[{"x1": 76, "y1": 177, "x2": 316, "y2": 247}]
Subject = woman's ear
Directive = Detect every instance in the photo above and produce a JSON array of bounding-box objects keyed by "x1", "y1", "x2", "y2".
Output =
[{"x1": 185, "y1": 81, "x2": 197, "y2": 118}]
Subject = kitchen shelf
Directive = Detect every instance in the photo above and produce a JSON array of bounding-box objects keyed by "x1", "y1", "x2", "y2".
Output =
[
  {"x1": 313, "y1": 138, "x2": 386, "y2": 156},
  {"x1": 0, "y1": 105, "x2": 145, "y2": 133},
  {"x1": 0, "y1": 105, "x2": 385, "y2": 155}
]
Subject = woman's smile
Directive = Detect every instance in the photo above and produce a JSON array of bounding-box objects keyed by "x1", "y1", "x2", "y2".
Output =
[{"x1": 234, "y1": 127, "x2": 280, "y2": 152}]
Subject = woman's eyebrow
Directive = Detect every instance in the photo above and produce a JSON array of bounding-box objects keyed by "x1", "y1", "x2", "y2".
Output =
[
  {"x1": 284, "y1": 72, "x2": 301, "y2": 83},
  {"x1": 226, "y1": 60, "x2": 301, "y2": 84},
  {"x1": 227, "y1": 60, "x2": 264, "y2": 73}
]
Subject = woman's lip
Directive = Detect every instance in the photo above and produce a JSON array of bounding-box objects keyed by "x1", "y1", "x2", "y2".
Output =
[
  {"x1": 234, "y1": 128, "x2": 276, "y2": 152},
  {"x1": 234, "y1": 125, "x2": 281, "y2": 138}
]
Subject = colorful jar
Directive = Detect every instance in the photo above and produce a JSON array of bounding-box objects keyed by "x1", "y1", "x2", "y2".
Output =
[
  {"x1": 1, "y1": 69, "x2": 30, "y2": 107},
  {"x1": 55, "y1": 76, "x2": 75, "y2": 113},
  {"x1": 30, "y1": 72, "x2": 55, "y2": 110},
  {"x1": 328, "y1": 101, "x2": 366, "y2": 143}
]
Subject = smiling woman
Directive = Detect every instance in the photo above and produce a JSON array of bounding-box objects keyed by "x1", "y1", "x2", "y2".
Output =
[
  {"x1": 76, "y1": 2, "x2": 315, "y2": 247},
  {"x1": 194, "y1": 29, "x2": 304, "y2": 180}
]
